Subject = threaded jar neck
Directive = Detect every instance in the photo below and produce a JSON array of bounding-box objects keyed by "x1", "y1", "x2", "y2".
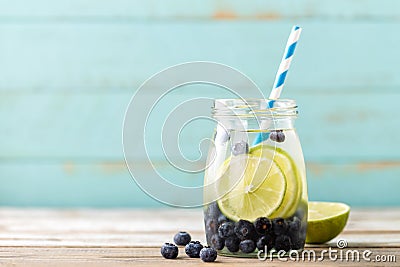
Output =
[{"x1": 212, "y1": 99, "x2": 298, "y2": 119}]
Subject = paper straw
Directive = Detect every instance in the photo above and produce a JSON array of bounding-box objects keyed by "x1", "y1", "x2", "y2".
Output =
[
  {"x1": 253, "y1": 25, "x2": 302, "y2": 145},
  {"x1": 270, "y1": 25, "x2": 302, "y2": 100}
]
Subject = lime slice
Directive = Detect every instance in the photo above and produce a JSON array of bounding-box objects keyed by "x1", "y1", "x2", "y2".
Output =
[
  {"x1": 217, "y1": 145, "x2": 301, "y2": 221},
  {"x1": 306, "y1": 201, "x2": 350, "y2": 244},
  {"x1": 250, "y1": 145, "x2": 302, "y2": 218},
  {"x1": 217, "y1": 155, "x2": 287, "y2": 221}
]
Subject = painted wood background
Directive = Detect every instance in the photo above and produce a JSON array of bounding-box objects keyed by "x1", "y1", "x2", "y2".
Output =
[{"x1": 1, "y1": 0, "x2": 399, "y2": 207}]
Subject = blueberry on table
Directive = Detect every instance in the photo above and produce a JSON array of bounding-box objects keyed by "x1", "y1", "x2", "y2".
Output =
[
  {"x1": 270, "y1": 130, "x2": 285, "y2": 143},
  {"x1": 254, "y1": 217, "x2": 272, "y2": 235},
  {"x1": 234, "y1": 219, "x2": 256, "y2": 240},
  {"x1": 272, "y1": 217, "x2": 288, "y2": 235},
  {"x1": 231, "y1": 141, "x2": 249, "y2": 156},
  {"x1": 173, "y1": 231, "x2": 191, "y2": 246},
  {"x1": 239, "y1": 239, "x2": 256, "y2": 253},
  {"x1": 256, "y1": 234, "x2": 275, "y2": 252},
  {"x1": 185, "y1": 241, "x2": 204, "y2": 258},
  {"x1": 218, "y1": 222, "x2": 235, "y2": 238},
  {"x1": 210, "y1": 234, "x2": 224, "y2": 250},
  {"x1": 274, "y1": 235, "x2": 292, "y2": 252},
  {"x1": 200, "y1": 246, "x2": 218, "y2": 262},
  {"x1": 161, "y1": 243, "x2": 178, "y2": 259},
  {"x1": 225, "y1": 236, "x2": 240, "y2": 252}
]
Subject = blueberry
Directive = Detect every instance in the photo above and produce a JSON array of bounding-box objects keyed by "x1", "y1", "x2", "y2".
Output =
[
  {"x1": 275, "y1": 235, "x2": 292, "y2": 252},
  {"x1": 205, "y1": 218, "x2": 218, "y2": 234},
  {"x1": 231, "y1": 141, "x2": 249, "y2": 156},
  {"x1": 210, "y1": 234, "x2": 224, "y2": 250},
  {"x1": 254, "y1": 217, "x2": 272, "y2": 235},
  {"x1": 218, "y1": 222, "x2": 235, "y2": 238},
  {"x1": 206, "y1": 202, "x2": 221, "y2": 219},
  {"x1": 217, "y1": 214, "x2": 228, "y2": 225},
  {"x1": 225, "y1": 236, "x2": 240, "y2": 252},
  {"x1": 161, "y1": 243, "x2": 178, "y2": 259},
  {"x1": 173, "y1": 231, "x2": 191, "y2": 246},
  {"x1": 272, "y1": 218, "x2": 288, "y2": 235},
  {"x1": 270, "y1": 130, "x2": 285, "y2": 143},
  {"x1": 239, "y1": 239, "x2": 256, "y2": 253},
  {"x1": 200, "y1": 246, "x2": 218, "y2": 262},
  {"x1": 288, "y1": 217, "x2": 301, "y2": 233},
  {"x1": 289, "y1": 233, "x2": 304, "y2": 250},
  {"x1": 234, "y1": 220, "x2": 256, "y2": 240},
  {"x1": 185, "y1": 241, "x2": 204, "y2": 258},
  {"x1": 256, "y1": 234, "x2": 275, "y2": 252}
]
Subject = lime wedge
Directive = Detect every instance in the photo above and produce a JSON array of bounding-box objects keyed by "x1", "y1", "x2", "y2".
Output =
[
  {"x1": 217, "y1": 145, "x2": 301, "y2": 221},
  {"x1": 306, "y1": 201, "x2": 350, "y2": 244}
]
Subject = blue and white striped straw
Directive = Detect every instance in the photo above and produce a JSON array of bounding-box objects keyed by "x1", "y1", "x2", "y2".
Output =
[
  {"x1": 269, "y1": 25, "x2": 302, "y2": 100},
  {"x1": 253, "y1": 25, "x2": 302, "y2": 145}
]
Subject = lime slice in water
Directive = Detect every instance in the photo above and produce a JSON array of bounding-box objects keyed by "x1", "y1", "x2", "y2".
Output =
[
  {"x1": 250, "y1": 145, "x2": 302, "y2": 218},
  {"x1": 306, "y1": 201, "x2": 350, "y2": 244},
  {"x1": 217, "y1": 145, "x2": 301, "y2": 221}
]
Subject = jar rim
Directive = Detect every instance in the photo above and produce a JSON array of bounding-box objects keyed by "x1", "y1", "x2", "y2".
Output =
[{"x1": 212, "y1": 98, "x2": 298, "y2": 118}]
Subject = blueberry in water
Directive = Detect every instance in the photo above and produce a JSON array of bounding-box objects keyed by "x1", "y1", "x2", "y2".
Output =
[
  {"x1": 288, "y1": 216, "x2": 301, "y2": 233},
  {"x1": 205, "y1": 218, "x2": 218, "y2": 234},
  {"x1": 161, "y1": 243, "x2": 178, "y2": 259},
  {"x1": 272, "y1": 218, "x2": 288, "y2": 235},
  {"x1": 206, "y1": 202, "x2": 221, "y2": 219},
  {"x1": 173, "y1": 231, "x2": 191, "y2": 246},
  {"x1": 217, "y1": 214, "x2": 228, "y2": 225},
  {"x1": 185, "y1": 241, "x2": 204, "y2": 258},
  {"x1": 235, "y1": 219, "x2": 256, "y2": 240},
  {"x1": 270, "y1": 130, "x2": 285, "y2": 143},
  {"x1": 254, "y1": 217, "x2": 272, "y2": 235},
  {"x1": 225, "y1": 236, "x2": 240, "y2": 252},
  {"x1": 210, "y1": 234, "x2": 224, "y2": 250},
  {"x1": 256, "y1": 234, "x2": 275, "y2": 252},
  {"x1": 218, "y1": 222, "x2": 235, "y2": 238},
  {"x1": 289, "y1": 233, "x2": 304, "y2": 250},
  {"x1": 239, "y1": 239, "x2": 256, "y2": 253},
  {"x1": 200, "y1": 246, "x2": 218, "y2": 262},
  {"x1": 231, "y1": 141, "x2": 249, "y2": 156},
  {"x1": 275, "y1": 235, "x2": 292, "y2": 252}
]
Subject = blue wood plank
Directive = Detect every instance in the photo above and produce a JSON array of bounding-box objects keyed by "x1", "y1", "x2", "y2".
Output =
[
  {"x1": 0, "y1": 161, "x2": 398, "y2": 207},
  {"x1": 0, "y1": 22, "x2": 400, "y2": 92},
  {"x1": 0, "y1": 91, "x2": 399, "y2": 161},
  {"x1": 0, "y1": 0, "x2": 399, "y2": 20}
]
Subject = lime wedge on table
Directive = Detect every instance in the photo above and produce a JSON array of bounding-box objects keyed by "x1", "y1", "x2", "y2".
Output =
[
  {"x1": 306, "y1": 202, "x2": 350, "y2": 244},
  {"x1": 217, "y1": 145, "x2": 301, "y2": 221}
]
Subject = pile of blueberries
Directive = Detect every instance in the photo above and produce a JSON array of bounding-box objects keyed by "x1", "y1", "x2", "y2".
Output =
[
  {"x1": 161, "y1": 231, "x2": 217, "y2": 262},
  {"x1": 204, "y1": 202, "x2": 305, "y2": 254}
]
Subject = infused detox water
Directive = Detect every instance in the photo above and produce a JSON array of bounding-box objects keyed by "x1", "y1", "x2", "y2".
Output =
[{"x1": 203, "y1": 99, "x2": 308, "y2": 257}]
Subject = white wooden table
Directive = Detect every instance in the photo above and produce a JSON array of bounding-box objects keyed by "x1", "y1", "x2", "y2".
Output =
[{"x1": 0, "y1": 208, "x2": 399, "y2": 266}]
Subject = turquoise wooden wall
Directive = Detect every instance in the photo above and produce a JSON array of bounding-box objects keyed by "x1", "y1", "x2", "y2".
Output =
[{"x1": 1, "y1": 0, "x2": 399, "y2": 207}]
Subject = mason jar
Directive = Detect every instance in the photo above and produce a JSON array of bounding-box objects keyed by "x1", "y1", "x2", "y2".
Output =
[{"x1": 203, "y1": 98, "x2": 308, "y2": 257}]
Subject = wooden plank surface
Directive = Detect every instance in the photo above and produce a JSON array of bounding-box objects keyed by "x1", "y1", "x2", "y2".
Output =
[{"x1": 0, "y1": 208, "x2": 399, "y2": 266}]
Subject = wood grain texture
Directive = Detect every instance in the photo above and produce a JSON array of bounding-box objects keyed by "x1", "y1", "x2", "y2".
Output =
[{"x1": 0, "y1": 208, "x2": 398, "y2": 266}]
